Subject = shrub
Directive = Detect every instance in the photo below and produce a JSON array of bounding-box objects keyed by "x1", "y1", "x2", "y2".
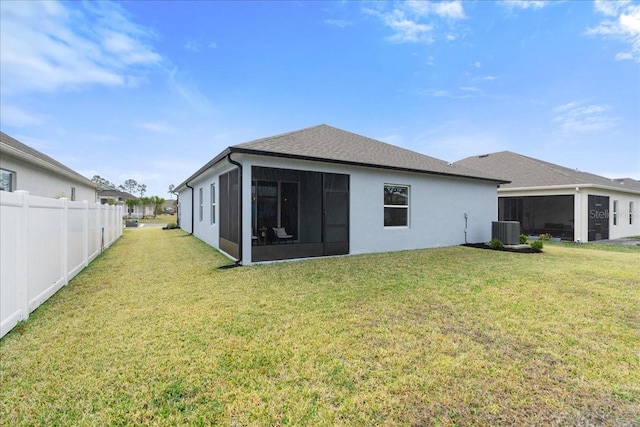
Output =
[
  {"x1": 163, "y1": 222, "x2": 178, "y2": 230},
  {"x1": 531, "y1": 240, "x2": 544, "y2": 252},
  {"x1": 489, "y1": 238, "x2": 503, "y2": 250},
  {"x1": 539, "y1": 233, "x2": 552, "y2": 241},
  {"x1": 519, "y1": 234, "x2": 528, "y2": 244}
]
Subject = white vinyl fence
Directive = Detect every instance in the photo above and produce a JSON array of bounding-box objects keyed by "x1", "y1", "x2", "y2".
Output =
[{"x1": 1, "y1": 191, "x2": 123, "y2": 338}]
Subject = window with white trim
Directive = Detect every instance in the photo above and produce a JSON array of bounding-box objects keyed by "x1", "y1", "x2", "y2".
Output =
[
  {"x1": 71, "y1": 187, "x2": 76, "y2": 201},
  {"x1": 210, "y1": 183, "x2": 216, "y2": 224},
  {"x1": 630, "y1": 201, "x2": 635, "y2": 225},
  {"x1": 0, "y1": 168, "x2": 15, "y2": 192},
  {"x1": 613, "y1": 200, "x2": 618, "y2": 226},
  {"x1": 199, "y1": 187, "x2": 204, "y2": 222},
  {"x1": 384, "y1": 184, "x2": 409, "y2": 227}
]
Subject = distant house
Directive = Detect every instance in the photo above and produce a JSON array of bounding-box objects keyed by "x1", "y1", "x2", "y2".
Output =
[
  {"x1": 176, "y1": 125, "x2": 507, "y2": 265},
  {"x1": 0, "y1": 131, "x2": 97, "y2": 201},
  {"x1": 97, "y1": 189, "x2": 143, "y2": 218},
  {"x1": 456, "y1": 151, "x2": 640, "y2": 242}
]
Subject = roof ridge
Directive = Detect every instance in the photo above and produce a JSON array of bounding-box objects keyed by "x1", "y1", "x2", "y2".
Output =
[{"x1": 233, "y1": 124, "x2": 329, "y2": 148}]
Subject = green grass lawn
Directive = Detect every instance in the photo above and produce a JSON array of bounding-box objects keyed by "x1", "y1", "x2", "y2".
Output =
[{"x1": 1, "y1": 229, "x2": 638, "y2": 426}]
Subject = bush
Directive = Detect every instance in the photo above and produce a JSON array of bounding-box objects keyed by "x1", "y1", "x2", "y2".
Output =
[
  {"x1": 489, "y1": 238, "x2": 504, "y2": 250},
  {"x1": 539, "y1": 233, "x2": 552, "y2": 241},
  {"x1": 519, "y1": 234, "x2": 528, "y2": 244},
  {"x1": 163, "y1": 222, "x2": 178, "y2": 230},
  {"x1": 531, "y1": 240, "x2": 544, "y2": 252}
]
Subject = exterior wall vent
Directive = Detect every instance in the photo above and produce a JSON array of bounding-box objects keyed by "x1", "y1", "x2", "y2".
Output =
[{"x1": 492, "y1": 221, "x2": 520, "y2": 245}]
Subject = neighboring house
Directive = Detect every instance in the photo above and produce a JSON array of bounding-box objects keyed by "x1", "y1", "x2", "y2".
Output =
[
  {"x1": 456, "y1": 151, "x2": 640, "y2": 242},
  {"x1": 97, "y1": 189, "x2": 150, "y2": 218},
  {"x1": 0, "y1": 131, "x2": 97, "y2": 201},
  {"x1": 176, "y1": 124, "x2": 507, "y2": 265},
  {"x1": 163, "y1": 199, "x2": 177, "y2": 214}
]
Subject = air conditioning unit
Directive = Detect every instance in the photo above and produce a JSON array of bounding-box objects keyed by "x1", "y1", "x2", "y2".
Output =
[{"x1": 492, "y1": 221, "x2": 520, "y2": 245}]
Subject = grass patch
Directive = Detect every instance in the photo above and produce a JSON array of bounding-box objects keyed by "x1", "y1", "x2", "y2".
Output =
[
  {"x1": 123, "y1": 213, "x2": 176, "y2": 225},
  {"x1": 1, "y1": 229, "x2": 639, "y2": 425}
]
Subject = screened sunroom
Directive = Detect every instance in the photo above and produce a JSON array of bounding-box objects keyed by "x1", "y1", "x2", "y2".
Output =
[{"x1": 251, "y1": 166, "x2": 349, "y2": 262}]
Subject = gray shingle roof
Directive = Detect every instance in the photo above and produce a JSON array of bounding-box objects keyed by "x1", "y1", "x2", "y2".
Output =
[
  {"x1": 456, "y1": 151, "x2": 640, "y2": 193},
  {"x1": 230, "y1": 124, "x2": 507, "y2": 182},
  {"x1": 97, "y1": 189, "x2": 137, "y2": 200},
  {"x1": 1, "y1": 131, "x2": 97, "y2": 188}
]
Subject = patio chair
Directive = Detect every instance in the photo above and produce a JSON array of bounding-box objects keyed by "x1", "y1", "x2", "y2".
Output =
[{"x1": 273, "y1": 227, "x2": 293, "y2": 244}]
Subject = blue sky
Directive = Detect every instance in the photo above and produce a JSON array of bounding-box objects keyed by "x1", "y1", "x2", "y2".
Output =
[{"x1": 1, "y1": 0, "x2": 639, "y2": 198}]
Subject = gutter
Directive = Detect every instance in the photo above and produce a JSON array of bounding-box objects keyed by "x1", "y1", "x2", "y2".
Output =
[
  {"x1": 225, "y1": 153, "x2": 243, "y2": 267},
  {"x1": 185, "y1": 183, "x2": 194, "y2": 234}
]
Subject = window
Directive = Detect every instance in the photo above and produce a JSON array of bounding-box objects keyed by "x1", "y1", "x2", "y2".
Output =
[
  {"x1": 613, "y1": 200, "x2": 618, "y2": 226},
  {"x1": 384, "y1": 184, "x2": 409, "y2": 227},
  {"x1": 252, "y1": 180, "x2": 299, "y2": 239},
  {"x1": 71, "y1": 187, "x2": 76, "y2": 201},
  {"x1": 0, "y1": 169, "x2": 15, "y2": 192},
  {"x1": 210, "y1": 183, "x2": 216, "y2": 224},
  {"x1": 199, "y1": 187, "x2": 203, "y2": 222},
  {"x1": 630, "y1": 202, "x2": 635, "y2": 225}
]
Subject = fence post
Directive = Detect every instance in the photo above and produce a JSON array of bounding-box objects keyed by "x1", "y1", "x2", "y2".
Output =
[
  {"x1": 82, "y1": 201, "x2": 89, "y2": 268},
  {"x1": 15, "y1": 191, "x2": 30, "y2": 323},
  {"x1": 61, "y1": 198, "x2": 69, "y2": 286}
]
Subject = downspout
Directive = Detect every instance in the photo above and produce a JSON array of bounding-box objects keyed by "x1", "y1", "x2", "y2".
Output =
[
  {"x1": 186, "y1": 183, "x2": 194, "y2": 234},
  {"x1": 226, "y1": 152, "x2": 243, "y2": 267}
]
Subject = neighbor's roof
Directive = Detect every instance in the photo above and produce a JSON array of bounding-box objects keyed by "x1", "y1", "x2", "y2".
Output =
[
  {"x1": 456, "y1": 151, "x2": 640, "y2": 194},
  {"x1": 97, "y1": 189, "x2": 137, "y2": 200},
  {"x1": 0, "y1": 131, "x2": 97, "y2": 188},
  {"x1": 178, "y1": 125, "x2": 508, "y2": 189}
]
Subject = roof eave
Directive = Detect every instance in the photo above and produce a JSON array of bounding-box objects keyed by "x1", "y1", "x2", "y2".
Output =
[
  {"x1": 499, "y1": 183, "x2": 640, "y2": 195},
  {"x1": 1, "y1": 143, "x2": 98, "y2": 190},
  {"x1": 175, "y1": 147, "x2": 232, "y2": 191}
]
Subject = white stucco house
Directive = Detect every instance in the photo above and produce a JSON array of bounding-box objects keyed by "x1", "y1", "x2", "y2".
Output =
[
  {"x1": 456, "y1": 151, "x2": 640, "y2": 242},
  {"x1": 176, "y1": 125, "x2": 507, "y2": 265},
  {"x1": 0, "y1": 131, "x2": 97, "y2": 202},
  {"x1": 97, "y1": 189, "x2": 154, "y2": 218}
]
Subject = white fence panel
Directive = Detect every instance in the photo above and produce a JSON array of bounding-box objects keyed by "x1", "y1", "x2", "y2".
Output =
[
  {"x1": 1, "y1": 192, "x2": 123, "y2": 338},
  {"x1": 0, "y1": 191, "x2": 27, "y2": 338},
  {"x1": 27, "y1": 195, "x2": 66, "y2": 313}
]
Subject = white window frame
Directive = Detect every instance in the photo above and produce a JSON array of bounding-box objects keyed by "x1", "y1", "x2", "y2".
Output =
[
  {"x1": 210, "y1": 183, "x2": 216, "y2": 225},
  {"x1": 613, "y1": 200, "x2": 618, "y2": 226},
  {"x1": 630, "y1": 201, "x2": 635, "y2": 225},
  {"x1": 71, "y1": 187, "x2": 76, "y2": 201},
  {"x1": 0, "y1": 168, "x2": 15, "y2": 192},
  {"x1": 199, "y1": 187, "x2": 204, "y2": 222},
  {"x1": 384, "y1": 184, "x2": 410, "y2": 227}
]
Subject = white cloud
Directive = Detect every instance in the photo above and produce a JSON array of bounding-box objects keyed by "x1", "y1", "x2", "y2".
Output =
[
  {"x1": 365, "y1": 1, "x2": 465, "y2": 45},
  {"x1": 0, "y1": 105, "x2": 47, "y2": 127},
  {"x1": 0, "y1": 0, "x2": 162, "y2": 95},
  {"x1": 324, "y1": 19, "x2": 352, "y2": 28},
  {"x1": 552, "y1": 101, "x2": 619, "y2": 133},
  {"x1": 501, "y1": 1, "x2": 547, "y2": 10},
  {"x1": 594, "y1": 0, "x2": 630, "y2": 17},
  {"x1": 371, "y1": 8, "x2": 434, "y2": 44},
  {"x1": 586, "y1": 1, "x2": 640, "y2": 62},
  {"x1": 136, "y1": 122, "x2": 174, "y2": 133},
  {"x1": 405, "y1": 1, "x2": 466, "y2": 20},
  {"x1": 185, "y1": 39, "x2": 218, "y2": 52}
]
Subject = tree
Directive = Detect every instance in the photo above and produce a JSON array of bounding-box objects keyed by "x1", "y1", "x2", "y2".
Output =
[
  {"x1": 91, "y1": 175, "x2": 116, "y2": 190},
  {"x1": 150, "y1": 196, "x2": 166, "y2": 218},
  {"x1": 168, "y1": 184, "x2": 175, "y2": 200},
  {"x1": 121, "y1": 179, "x2": 138, "y2": 194},
  {"x1": 137, "y1": 184, "x2": 147, "y2": 197}
]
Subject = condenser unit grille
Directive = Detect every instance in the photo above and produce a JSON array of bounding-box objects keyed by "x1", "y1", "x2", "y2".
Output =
[{"x1": 492, "y1": 221, "x2": 520, "y2": 245}]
